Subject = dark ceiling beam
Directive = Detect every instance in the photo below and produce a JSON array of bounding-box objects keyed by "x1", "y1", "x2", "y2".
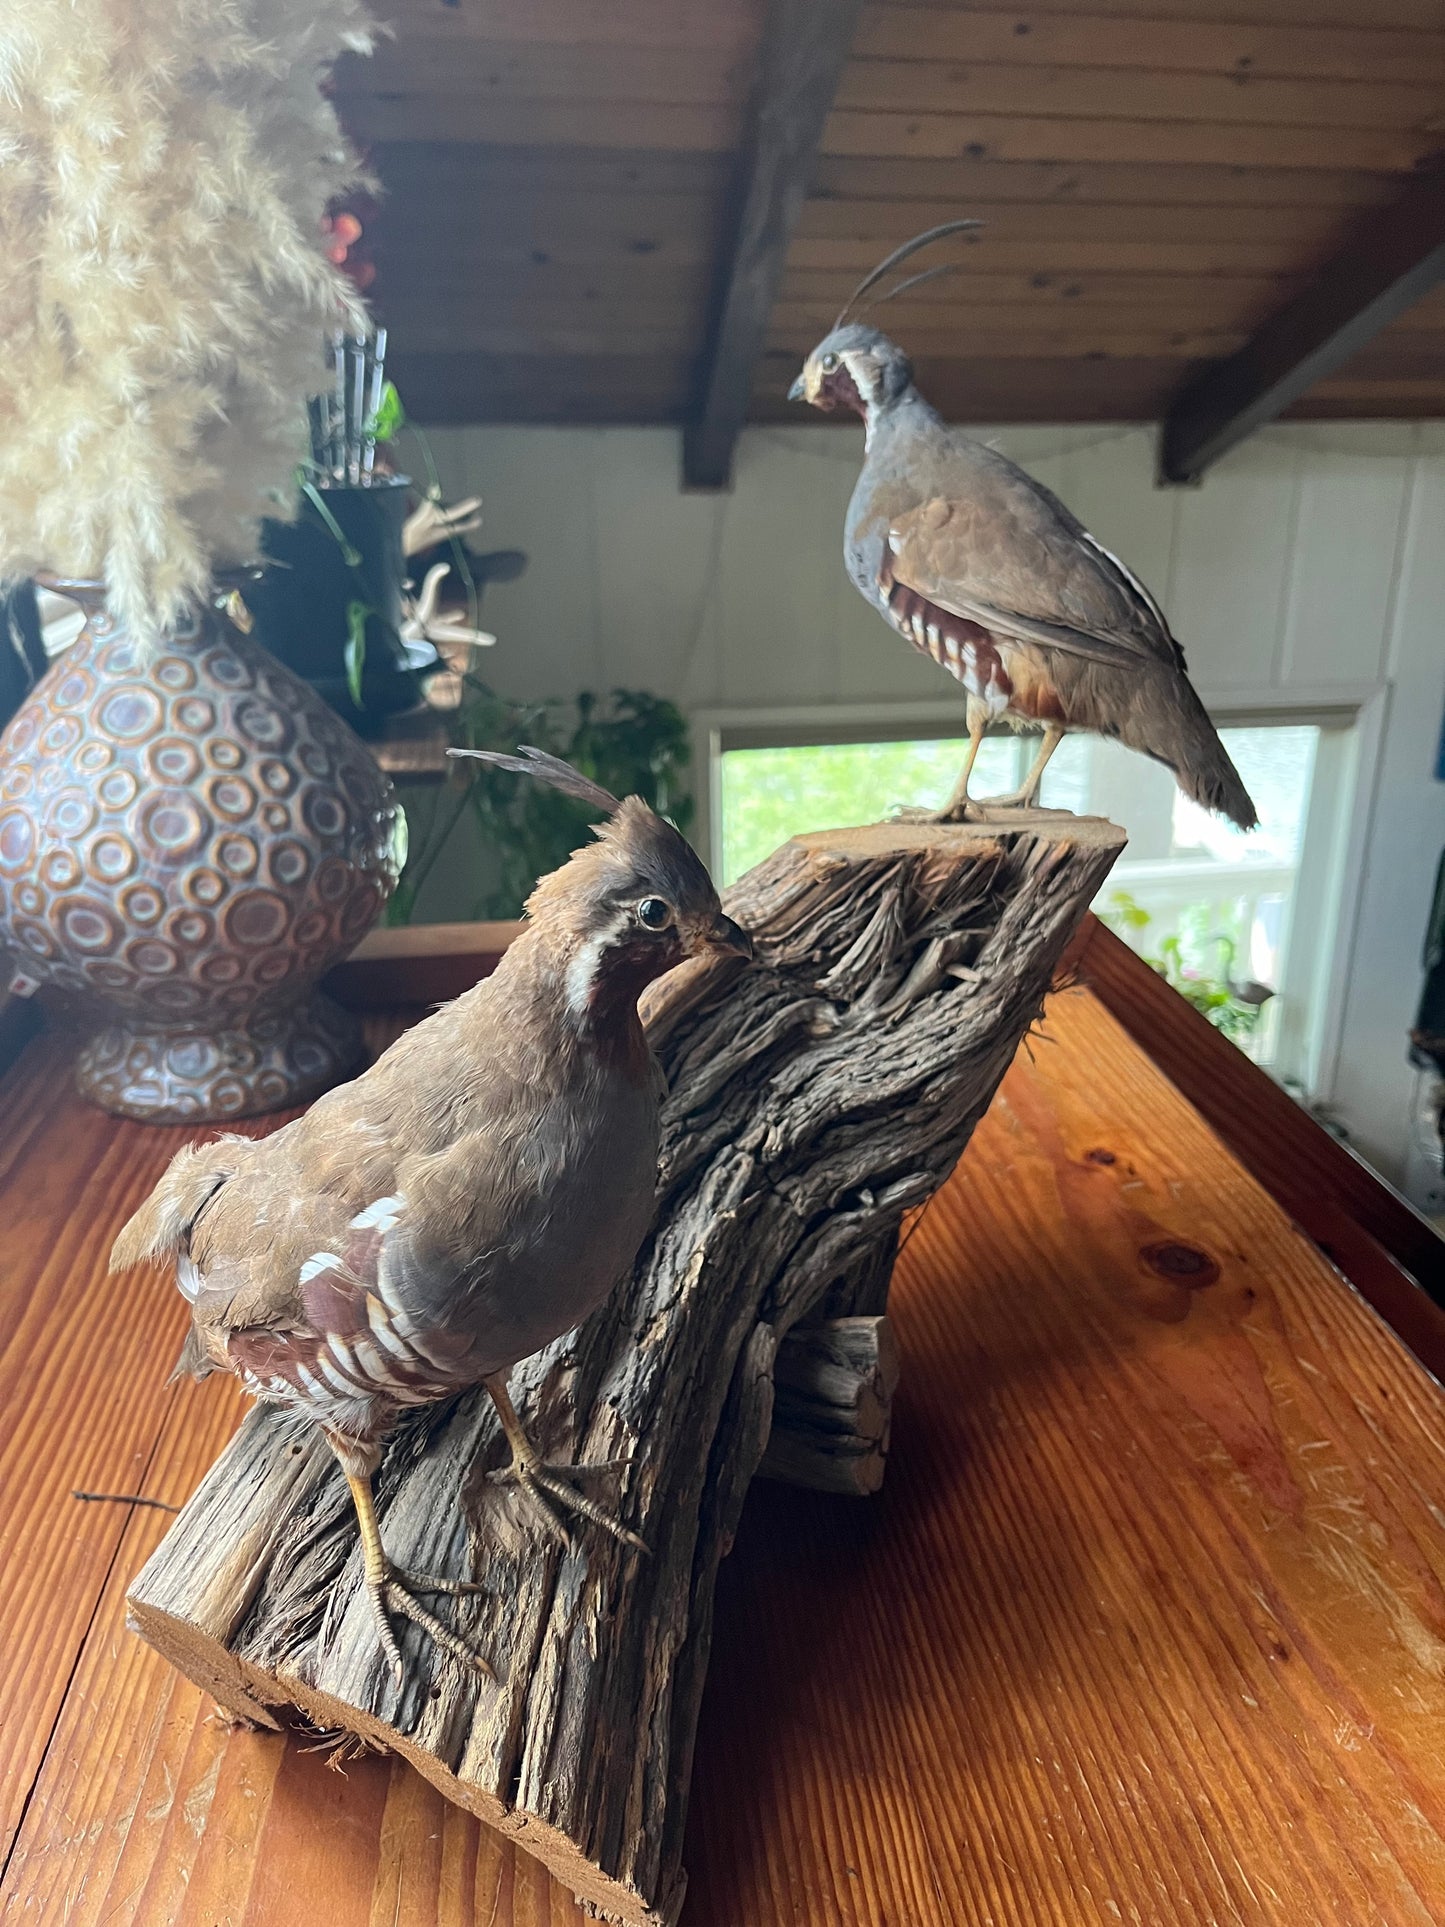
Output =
[
  {"x1": 683, "y1": 0, "x2": 864, "y2": 490},
  {"x1": 1160, "y1": 165, "x2": 1445, "y2": 484}
]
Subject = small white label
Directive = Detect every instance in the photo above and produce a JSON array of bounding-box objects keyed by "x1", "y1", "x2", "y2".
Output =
[{"x1": 7, "y1": 969, "x2": 40, "y2": 998}]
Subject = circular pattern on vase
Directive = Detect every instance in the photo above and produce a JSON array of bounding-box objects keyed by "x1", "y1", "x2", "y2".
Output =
[
  {"x1": 0, "y1": 592, "x2": 404, "y2": 1121},
  {"x1": 76, "y1": 990, "x2": 362, "y2": 1122}
]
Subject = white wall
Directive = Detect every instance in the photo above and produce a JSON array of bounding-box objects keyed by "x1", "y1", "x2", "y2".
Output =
[{"x1": 421, "y1": 419, "x2": 1445, "y2": 1184}]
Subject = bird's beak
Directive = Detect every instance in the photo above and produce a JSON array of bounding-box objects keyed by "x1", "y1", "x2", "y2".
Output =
[
  {"x1": 706, "y1": 912, "x2": 754, "y2": 961},
  {"x1": 787, "y1": 372, "x2": 807, "y2": 403}
]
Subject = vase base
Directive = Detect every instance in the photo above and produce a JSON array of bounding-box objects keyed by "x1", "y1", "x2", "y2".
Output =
[{"x1": 76, "y1": 993, "x2": 362, "y2": 1124}]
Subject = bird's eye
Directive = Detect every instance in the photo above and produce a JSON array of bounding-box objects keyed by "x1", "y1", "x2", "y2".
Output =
[
  {"x1": 821, "y1": 352, "x2": 839, "y2": 373},
  {"x1": 637, "y1": 897, "x2": 672, "y2": 931}
]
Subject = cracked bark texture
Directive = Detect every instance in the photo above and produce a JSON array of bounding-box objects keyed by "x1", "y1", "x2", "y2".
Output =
[{"x1": 128, "y1": 814, "x2": 1125, "y2": 1927}]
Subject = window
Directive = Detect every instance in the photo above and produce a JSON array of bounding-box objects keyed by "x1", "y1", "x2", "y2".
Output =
[{"x1": 715, "y1": 717, "x2": 1356, "y2": 1095}]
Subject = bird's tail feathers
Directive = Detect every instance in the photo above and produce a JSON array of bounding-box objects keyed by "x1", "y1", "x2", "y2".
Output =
[
  {"x1": 168, "y1": 1326, "x2": 217, "y2": 1384},
  {"x1": 1177, "y1": 747, "x2": 1259, "y2": 833},
  {"x1": 1118, "y1": 676, "x2": 1258, "y2": 832},
  {"x1": 109, "y1": 1141, "x2": 236, "y2": 1273}
]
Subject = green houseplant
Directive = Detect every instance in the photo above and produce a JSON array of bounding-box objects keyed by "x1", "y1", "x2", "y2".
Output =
[
  {"x1": 1101, "y1": 890, "x2": 1273, "y2": 1046},
  {"x1": 390, "y1": 687, "x2": 693, "y2": 925}
]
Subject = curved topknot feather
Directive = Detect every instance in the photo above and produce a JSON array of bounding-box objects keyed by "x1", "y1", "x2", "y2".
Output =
[
  {"x1": 448, "y1": 745, "x2": 622, "y2": 815},
  {"x1": 835, "y1": 218, "x2": 983, "y2": 329}
]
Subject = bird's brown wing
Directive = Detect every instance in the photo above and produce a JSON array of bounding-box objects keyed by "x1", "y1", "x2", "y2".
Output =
[
  {"x1": 884, "y1": 479, "x2": 1184, "y2": 672},
  {"x1": 183, "y1": 1149, "x2": 484, "y2": 1398}
]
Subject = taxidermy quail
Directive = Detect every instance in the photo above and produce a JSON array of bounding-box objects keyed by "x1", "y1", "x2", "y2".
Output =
[
  {"x1": 790, "y1": 224, "x2": 1257, "y2": 830},
  {"x1": 110, "y1": 749, "x2": 753, "y2": 1683}
]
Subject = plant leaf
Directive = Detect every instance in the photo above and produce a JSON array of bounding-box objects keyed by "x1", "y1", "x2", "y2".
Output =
[
  {"x1": 345, "y1": 599, "x2": 370, "y2": 708},
  {"x1": 368, "y1": 380, "x2": 405, "y2": 443},
  {"x1": 299, "y1": 476, "x2": 363, "y2": 567}
]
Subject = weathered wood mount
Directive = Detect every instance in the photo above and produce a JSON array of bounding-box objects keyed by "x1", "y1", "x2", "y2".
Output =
[{"x1": 128, "y1": 814, "x2": 1125, "y2": 1927}]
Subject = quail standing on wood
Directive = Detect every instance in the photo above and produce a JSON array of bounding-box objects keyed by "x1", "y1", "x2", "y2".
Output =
[
  {"x1": 111, "y1": 749, "x2": 753, "y2": 1683},
  {"x1": 790, "y1": 226, "x2": 1257, "y2": 830}
]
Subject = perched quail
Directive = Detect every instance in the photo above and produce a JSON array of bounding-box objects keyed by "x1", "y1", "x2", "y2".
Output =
[
  {"x1": 789, "y1": 232, "x2": 1257, "y2": 830},
  {"x1": 111, "y1": 749, "x2": 753, "y2": 1683}
]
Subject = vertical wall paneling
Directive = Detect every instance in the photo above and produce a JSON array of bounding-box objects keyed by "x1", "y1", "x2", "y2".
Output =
[
  {"x1": 713, "y1": 433, "x2": 842, "y2": 708},
  {"x1": 426, "y1": 427, "x2": 601, "y2": 700},
  {"x1": 588, "y1": 430, "x2": 726, "y2": 698},
  {"x1": 1170, "y1": 435, "x2": 1304, "y2": 692},
  {"x1": 1279, "y1": 433, "x2": 1415, "y2": 688}
]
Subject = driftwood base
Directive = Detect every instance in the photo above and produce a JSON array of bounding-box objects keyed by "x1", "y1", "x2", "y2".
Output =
[{"x1": 128, "y1": 813, "x2": 1125, "y2": 1925}]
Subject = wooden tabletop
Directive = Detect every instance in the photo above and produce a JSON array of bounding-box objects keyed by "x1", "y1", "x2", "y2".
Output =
[{"x1": 3, "y1": 984, "x2": 1445, "y2": 1925}]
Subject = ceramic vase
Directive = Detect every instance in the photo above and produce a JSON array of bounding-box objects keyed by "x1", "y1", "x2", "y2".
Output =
[{"x1": 0, "y1": 580, "x2": 406, "y2": 1123}]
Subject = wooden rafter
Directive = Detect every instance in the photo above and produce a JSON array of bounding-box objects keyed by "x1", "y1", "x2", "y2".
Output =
[
  {"x1": 1160, "y1": 164, "x2": 1445, "y2": 483},
  {"x1": 683, "y1": 0, "x2": 863, "y2": 489}
]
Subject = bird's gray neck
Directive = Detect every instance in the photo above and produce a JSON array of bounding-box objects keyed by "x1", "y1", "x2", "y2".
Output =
[{"x1": 862, "y1": 385, "x2": 944, "y2": 453}]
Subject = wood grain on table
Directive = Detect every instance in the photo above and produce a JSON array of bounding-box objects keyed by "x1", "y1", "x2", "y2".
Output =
[{"x1": 2, "y1": 987, "x2": 1443, "y2": 1925}]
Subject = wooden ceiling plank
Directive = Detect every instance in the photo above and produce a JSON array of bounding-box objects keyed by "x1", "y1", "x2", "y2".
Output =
[
  {"x1": 364, "y1": 0, "x2": 762, "y2": 55},
  {"x1": 389, "y1": 351, "x2": 699, "y2": 426},
  {"x1": 376, "y1": 192, "x2": 715, "y2": 238},
  {"x1": 1286, "y1": 395, "x2": 1445, "y2": 416},
  {"x1": 834, "y1": 59, "x2": 1444, "y2": 130},
  {"x1": 377, "y1": 258, "x2": 710, "y2": 302},
  {"x1": 390, "y1": 318, "x2": 1255, "y2": 361},
  {"x1": 856, "y1": 7, "x2": 1445, "y2": 86},
  {"x1": 794, "y1": 200, "x2": 1360, "y2": 246},
  {"x1": 755, "y1": 354, "x2": 1187, "y2": 419},
  {"x1": 340, "y1": 96, "x2": 743, "y2": 149},
  {"x1": 820, "y1": 109, "x2": 1440, "y2": 173},
  {"x1": 378, "y1": 232, "x2": 718, "y2": 272},
  {"x1": 1304, "y1": 377, "x2": 1445, "y2": 401},
  {"x1": 776, "y1": 271, "x2": 1304, "y2": 310},
  {"x1": 767, "y1": 326, "x2": 1251, "y2": 357},
  {"x1": 809, "y1": 154, "x2": 1400, "y2": 206},
  {"x1": 770, "y1": 306, "x2": 1271, "y2": 342},
  {"x1": 336, "y1": 41, "x2": 750, "y2": 108},
  {"x1": 864, "y1": 0, "x2": 1445, "y2": 32},
  {"x1": 1323, "y1": 345, "x2": 1445, "y2": 381},
  {"x1": 377, "y1": 322, "x2": 703, "y2": 357},
  {"x1": 787, "y1": 237, "x2": 1316, "y2": 273},
  {"x1": 684, "y1": 0, "x2": 865, "y2": 489},
  {"x1": 1160, "y1": 166, "x2": 1445, "y2": 482},
  {"x1": 368, "y1": 142, "x2": 731, "y2": 197}
]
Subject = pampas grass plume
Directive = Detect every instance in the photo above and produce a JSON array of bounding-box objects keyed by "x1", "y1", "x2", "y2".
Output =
[{"x1": 0, "y1": 0, "x2": 375, "y2": 647}]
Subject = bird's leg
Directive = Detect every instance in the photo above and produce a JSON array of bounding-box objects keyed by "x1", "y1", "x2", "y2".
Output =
[
  {"x1": 938, "y1": 717, "x2": 987, "y2": 820},
  {"x1": 979, "y1": 724, "x2": 1065, "y2": 810},
  {"x1": 484, "y1": 1372, "x2": 648, "y2": 1555},
  {"x1": 326, "y1": 1432, "x2": 493, "y2": 1687},
  {"x1": 895, "y1": 717, "x2": 986, "y2": 824}
]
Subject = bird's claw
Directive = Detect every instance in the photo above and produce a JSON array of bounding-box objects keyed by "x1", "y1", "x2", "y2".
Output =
[
  {"x1": 364, "y1": 1564, "x2": 494, "y2": 1688},
  {"x1": 489, "y1": 1455, "x2": 649, "y2": 1556},
  {"x1": 892, "y1": 800, "x2": 985, "y2": 826}
]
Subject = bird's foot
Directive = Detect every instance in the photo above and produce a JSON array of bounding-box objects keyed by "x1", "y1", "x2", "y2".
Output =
[
  {"x1": 489, "y1": 1452, "x2": 649, "y2": 1556},
  {"x1": 964, "y1": 795, "x2": 1034, "y2": 816},
  {"x1": 364, "y1": 1562, "x2": 493, "y2": 1688},
  {"x1": 967, "y1": 795, "x2": 1073, "y2": 818},
  {"x1": 892, "y1": 799, "x2": 986, "y2": 826}
]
